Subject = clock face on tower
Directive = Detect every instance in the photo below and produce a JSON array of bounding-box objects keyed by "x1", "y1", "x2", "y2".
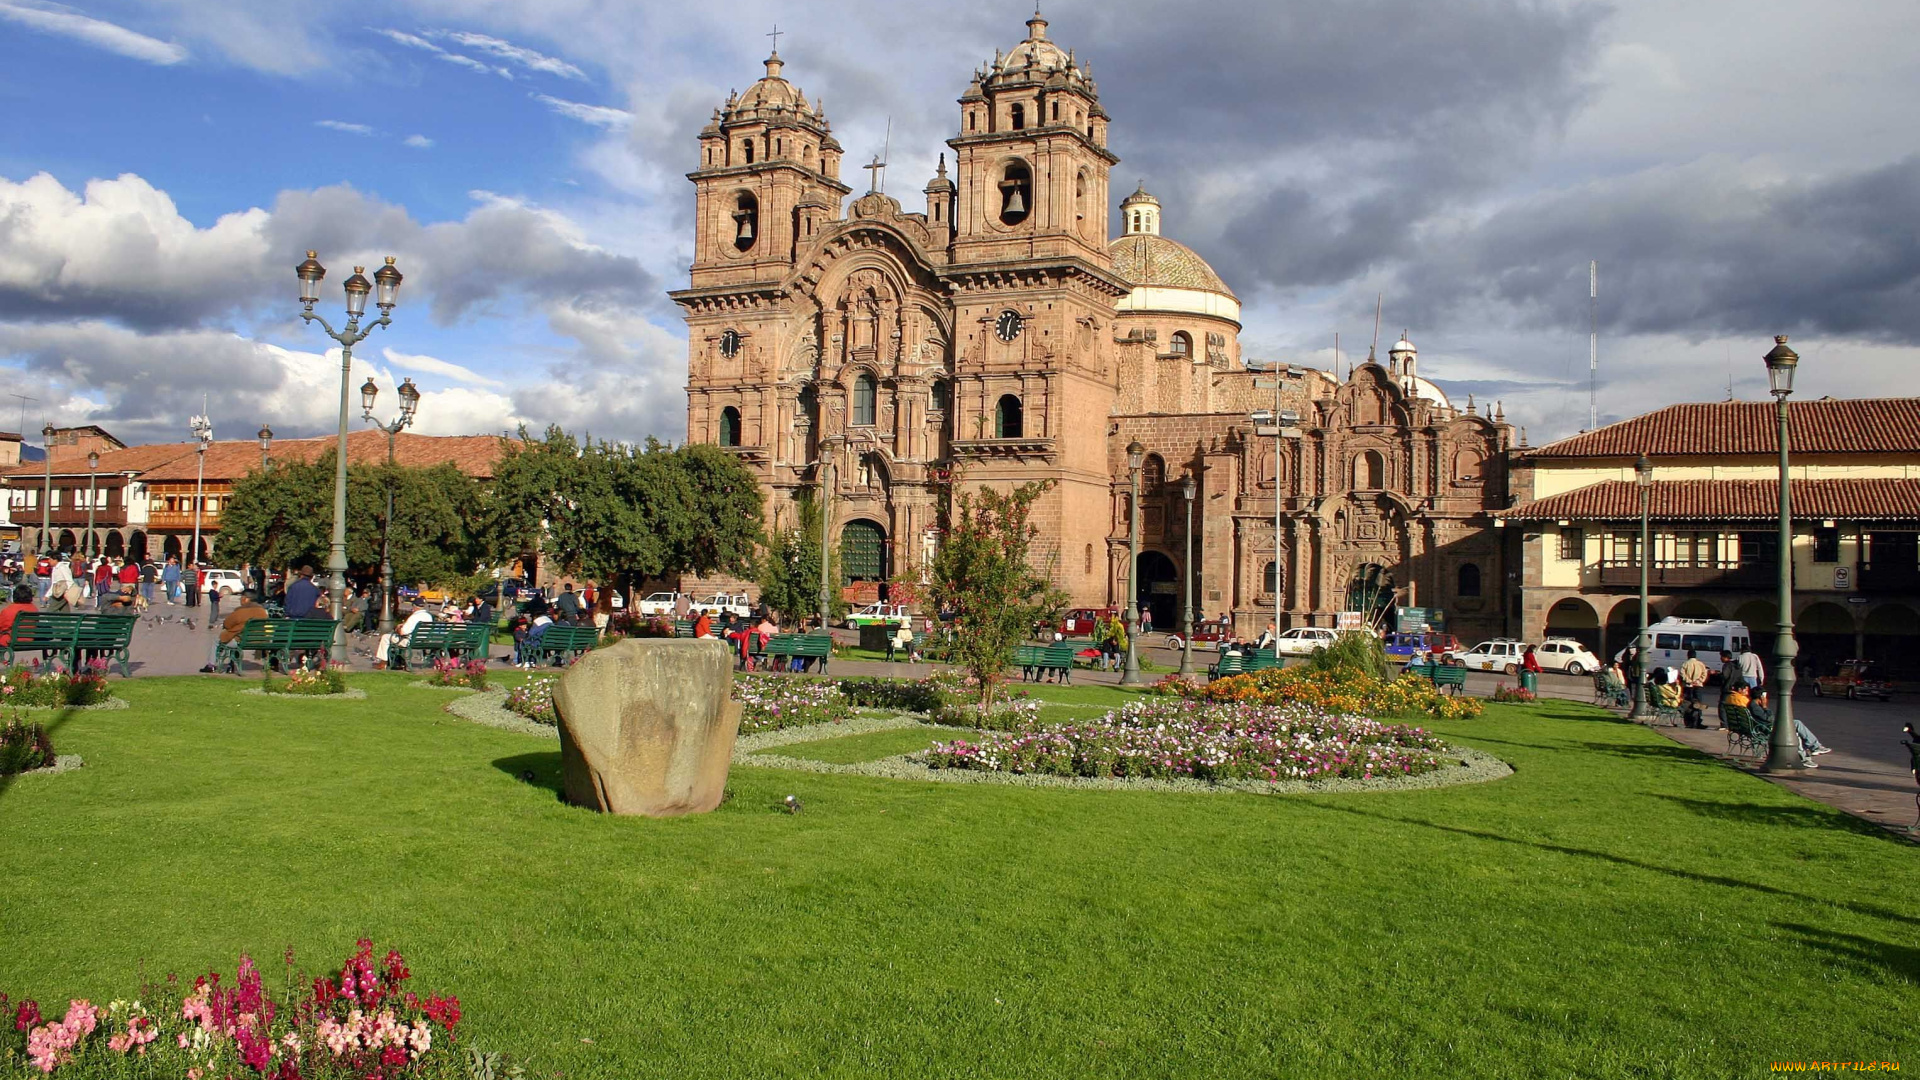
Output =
[
  {"x1": 719, "y1": 329, "x2": 742, "y2": 358},
  {"x1": 995, "y1": 310, "x2": 1024, "y2": 342}
]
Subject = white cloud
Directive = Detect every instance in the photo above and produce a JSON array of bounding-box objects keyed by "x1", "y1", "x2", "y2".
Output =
[
  {"x1": 531, "y1": 93, "x2": 632, "y2": 129},
  {"x1": 381, "y1": 347, "x2": 505, "y2": 389},
  {"x1": 436, "y1": 30, "x2": 585, "y2": 80},
  {"x1": 0, "y1": 0, "x2": 187, "y2": 65},
  {"x1": 315, "y1": 120, "x2": 374, "y2": 136},
  {"x1": 371, "y1": 26, "x2": 508, "y2": 78},
  {"x1": 403, "y1": 134, "x2": 434, "y2": 149}
]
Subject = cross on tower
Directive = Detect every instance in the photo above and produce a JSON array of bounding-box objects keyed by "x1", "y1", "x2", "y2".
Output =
[
  {"x1": 863, "y1": 154, "x2": 887, "y2": 194},
  {"x1": 766, "y1": 24, "x2": 783, "y2": 52}
]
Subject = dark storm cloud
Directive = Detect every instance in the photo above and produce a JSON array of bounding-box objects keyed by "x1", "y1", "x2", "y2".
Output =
[{"x1": 1393, "y1": 154, "x2": 1920, "y2": 342}]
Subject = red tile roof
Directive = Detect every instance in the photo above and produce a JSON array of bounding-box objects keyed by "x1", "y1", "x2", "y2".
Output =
[
  {"x1": 1525, "y1": 399, "x2": 1920, "y2": 459},
  {"x1": 1, "y1": 442, "x2": 200, "y2": 479},
  {"x1": 2, "y1": 431, "x2": 511, "y2": 482},
  {"x1": 1499, "y1": 478, "x2": 1920, "y2": 522}
]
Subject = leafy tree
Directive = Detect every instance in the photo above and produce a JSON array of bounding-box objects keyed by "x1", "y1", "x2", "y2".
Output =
[
  {"x1": 474, "y1": 427, "x2": 579, "y2": 572},
  {"x1": 927, "y1": 480, "x2": 1065, "y2": 707},
  {"x1": 756, "y1": 492, "x2": 844, "y2": 625}
]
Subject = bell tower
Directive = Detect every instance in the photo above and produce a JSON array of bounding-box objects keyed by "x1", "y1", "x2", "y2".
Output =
[
  {"x1": 689, "y1": 49, "x2": 850, "y2": 289},
  {"x1": 948, "y1": 12, "x2": 1116, "y2": 266}
]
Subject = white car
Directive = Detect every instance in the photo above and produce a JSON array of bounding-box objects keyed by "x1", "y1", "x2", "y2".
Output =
[
  {"x1": 1459, "y1": 639, "x2": 1529, "y2": 675},
  {"x1": 1534, "y1": 638, "x2": 1600, "y2": 676},
  {"x1": 1272, "y1": 627, "x2": 1342, "y2": 657},
  {"x1": 695, "y1": 592, "x2": 753, "y2": 618},
  {"x1": 202, "y1": 569, "x2": 251, "y2": 598},
  {"x1": 845, "y1": 602, "x2": 912, "y2": 629},
  {"x1": 636, "y1": 591, "x2": 683, "y2": 617}
]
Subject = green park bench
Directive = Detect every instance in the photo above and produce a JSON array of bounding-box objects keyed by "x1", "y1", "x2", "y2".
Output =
[
  {"x1": 215, "y1": 618, "x2": 338, "y2": 675},
  {"x1": 1208, "y1": 653, "x2": 1245, "y2": 680},
  {"x1": 2, "y1": 612, "x2": 139, "y2": 677},
  {"x1": 530, "y1": 624, "x2": 600, "y2": 666},
  {"x1": 1404, "y1": 662, "x2": 1468, "y2": 694},
  {"x1": 886, "y1": 631, "x2": 924, "y2": 661},
  {"x1": 398, "y1": 622, "x2": 467, "y2": 669},
  {"x1": 673, "y1": 619, "x2": 700, "y2": 638},
  {"x1": 763, "y1": 632, "x2": 832, "y2": 674},
  {"x1": 1244, "y1": 650, "x2": 1283, "y2": 673},
  {"x1": 447, "y1": 622, "x2": 492, "y2": 661},
  {"x1": 1015, "y1": 641, "x2": 1076, "y2": 683}
]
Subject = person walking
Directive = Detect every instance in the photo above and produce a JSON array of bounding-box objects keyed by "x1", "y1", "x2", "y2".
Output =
[
  {"x1": 208, "y1": 584, "x2": 224, "y2": 624},
  {"x1": 161, "y1": 556, "x2": 181, "y2": 604},
  {"x1": 1738, "y1": 643, "x2": 1767, "y2": 691},
  {"x1": 1141, "y1": 607, "x2": 1153, "y2": 635},
  {"x1": 139, "y1": 559, "x2": 156, "y2": 605},
  {"x1": 1678, "y1": 649, "x2": 1710, "y2": 728},
  {"x1": 184, "y1": 562, "x2": 202, "y2": 608},
  {"x1": 94, "y1": 558, "x2": 114, "y2": 609}
]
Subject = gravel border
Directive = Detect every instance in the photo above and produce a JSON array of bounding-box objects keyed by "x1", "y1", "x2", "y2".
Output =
[
  {"x1": 6, "y1": 697, "x2": 129, "y2": 712},
  {"x1": 443, "y1": 689, "x2": 557, "y2": 738},
  {"x1": 239, "y1": 687, "x2": 368, "y2": 700},
  {"x1": 409, "y1": 679, "x2": 484, "y2": 692},
  {"x1": 739, "y1": 712, "x2": 1513, "y2": 795},
  {"x1": 8, "y1": 754, "x2": 85, "y2": 779}
]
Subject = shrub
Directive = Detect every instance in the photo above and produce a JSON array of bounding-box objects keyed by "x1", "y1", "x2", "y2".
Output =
[
  {"x1": 931, "y1": 697, "x2": 1041, "y2": 732},
  {"x1": 0, "y1": 662, "x2": 113, "y2": 708},
  {"x1": 264, "y1": 662, "x2": 349, "y2": 696},
  {"x1": 926, "y1": 698, "x2": 1449, "y2": 782},
  {"x1": 504, "y1": 676, "x2": 557, "y2": 725},
  {"x1": 732, "y1": 675, "x2": 853, "y2": 734},
  {"x1": 1490, "y1": 683, "x2": 1537, "y2": 703},
  {"x1": 1170, "y1": 665, "x2": 1483, "y2": 721},
  {"x1": 429, "y1": 658, "x2": 489, "y2": 690},
  {"x1": 834, "y1": 676, "x2": 943, "y2": 714},
  {"x1": 607, "y1": 612, "x2": 675, "y2": 640},
  {"x1": 1305, "y1": 632, "x2": 1392, "y2": 682},
  {"x1": 0, "y1": 938, "x2": 499, "y2": 1077},
  {"x1": 0, "y1": 715, "x2": 54, "y2": 775}
]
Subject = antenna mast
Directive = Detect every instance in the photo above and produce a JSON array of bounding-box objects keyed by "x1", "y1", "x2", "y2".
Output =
[
  {"x1": 1588, "y1": 261, "x2": 1598, "y2": 431},
  {"x1": 1370, "y1": 293, "x2": 1383, "y2": 360}
]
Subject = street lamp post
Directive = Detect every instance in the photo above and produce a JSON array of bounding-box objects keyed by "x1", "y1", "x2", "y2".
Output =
[
  {"x1": 362, "y1": 376, "x2": 421, "y2": 637},
  {"x1": 1628, "y1": 453, "x2": 1653, "y2": 720},
  {"x1": 1762, "y1": 335, "x2": 1803, "y2": 773},
  {"x1": 189, "y1": 414, "x2": 213, "y2": 568},
  {"x1": 40, "y1": 423, "x2": 53, "y2": 556},
  {"x1": 295, "y1": 251, "x2": 404, "y2": 663},
  {"x1": 85, "y1": 451, "x2": 99, "y2": 559},
  {"x1": 1120, "y1": 440, "x2": 1146, "y2": 686},
  {"x1": 258, "y1": 425, "x2": 274, "y2": 472},
  {"x1": 1178, "y1": 473, "x2": 1197, "y2": 678},
  {"x1": 817, "y1": 446, "x2": 834, "y2": 633}
]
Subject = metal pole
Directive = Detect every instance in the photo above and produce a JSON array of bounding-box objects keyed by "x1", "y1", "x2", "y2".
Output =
[
  {"x1": 191, "y1": 444, "x2": 206, "y2": 569},
  {"x1": 1274, "y1": 380, "x2": 1283, "y2": 639},
  {"x1": 1629, "y1": 481, "x2": 1650, "y2": 719},
  {"x1": 327, "y1": 340, "x2": 354, "y2": 663},
  {"x1": 86, "y1": 466, "x2": 96, "y2": 558},
  {"x1": 41, "y1": 437, "x2": 52, "y2": 556},
  {"x1": 1763, "y1": 392, "x2": 1802, "y2": 771},
  {"x1": 817, "y1": 454, "x2": 832, "y2": 632},
  {"x1": 1121, "y1": 461, "x2": 1144, "y2": 685},
  {"x1": 1179, "y1": 485, "x2": 1195, "y2": 677},
  {"x1": 377, "y1": 426, "x2": 396, "y2": 637}
]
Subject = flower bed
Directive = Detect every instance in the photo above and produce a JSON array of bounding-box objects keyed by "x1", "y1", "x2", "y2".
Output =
[
  {"x1": 262, "y1": 662, "x2": 350, "y2": 697},
  {"x1": 926, "y1": 698, "x2": 1451, "y2": 782},
  {"x1": 1, "y1": 662, "x2": 113, "y2": 708},
  {"x1": 1490, "y1": 683, "x2": 1537, "y2": 704},
  {"x1": 733, "y1": 675, "x2": 853, "y2": 734},
  {"x1": 0, "y1": 716, "x2": 55, "y2": 775},
  {"x1": 504, "y1": 676, "x2": 557, "y2": 725},
  {"x1": 426, "y1": 658, "x2": 488, "y2": 691},
  {"x1": 1158, "y1": 666, "x2": 1483, "y2": 721},
  {"x1": 930, "y1": 697, "x2": 1041, "y2": 732},
  {"x1": 834, "y1": 676, "x2": 943, "y2": 714},
  {"x1": 0, "y1": 938, "x2": 499, "y2": 1077}
]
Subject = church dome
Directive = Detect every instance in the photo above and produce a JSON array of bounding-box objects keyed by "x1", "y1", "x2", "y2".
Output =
[
  {"x1": 729, "y1": 52, "x2": 818, "y2": 124},
  {"x1": 1004, "y1": 14, "x2": 1072, "y2": 72},
  {"x1": 1108, "y1": 234, "x2": 1234, "y2": 297}
]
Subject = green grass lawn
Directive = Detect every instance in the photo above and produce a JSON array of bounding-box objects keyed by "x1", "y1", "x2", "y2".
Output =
[
  {"x1": 1, "y1": 674, "x2": 1912, "y2": 1078},
  {"x1": 755, "y1": 725, "x2": 982, "y2": 764}
]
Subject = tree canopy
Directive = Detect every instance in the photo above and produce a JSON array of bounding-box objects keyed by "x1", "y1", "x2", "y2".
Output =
[
  {"x1": 756, "y1": 492, "x2": 844, "y2": 626},
  {"x1": 927, "y1": 480, "x2": 1066, "y2": 706}
]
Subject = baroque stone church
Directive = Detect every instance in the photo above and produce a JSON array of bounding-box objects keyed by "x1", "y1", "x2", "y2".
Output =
[{"x1": 673, "y1": 12, "x2": 1516, "y2": 641}]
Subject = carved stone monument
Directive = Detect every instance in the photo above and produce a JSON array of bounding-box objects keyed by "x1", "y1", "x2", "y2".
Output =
[{"x1": 553, "y1": 638, "x2": 741, "y2": 816}]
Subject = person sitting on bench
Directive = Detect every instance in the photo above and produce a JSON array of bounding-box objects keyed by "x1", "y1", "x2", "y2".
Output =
[
  {"x1": 376, "y1": 604, "x2": 433, "y2": 670},
  {"x1": 202, "y1": 594, "x2": 269, "y2": 673}
]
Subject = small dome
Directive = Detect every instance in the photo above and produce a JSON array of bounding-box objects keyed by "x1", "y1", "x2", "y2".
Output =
[
  {"x1": 728, "y1": 52, "x2": 820, "y2": 126},
  {"x1": 1404, "y1": 375, "x2": 1450, "y2": 409},
  {"x1": 1121, "y1": 183, "x2": 1159, "y2": 209},
  {"x1": 1108, "y1": 234, "x2": 1234, "y2": 297},
  {"x1": 1004, "y1": 14, "x2": 1071, "y2": 72},
  {"x1": 1392, "y1": 333, "x2": 1415, "y2": 355}
]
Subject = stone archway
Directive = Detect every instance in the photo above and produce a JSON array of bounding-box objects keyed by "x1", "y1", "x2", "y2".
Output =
[
  {"x1": 56, "y1": 530, "x2": 77, "y2": 555},
  {"x1": 1345, "y1": 563, "x2": 1396, "y2": 626},
  {"x1": 1797, "y1": 601, "x2": 1856, "y2": 678},
  {"x1": 1604, "y1": 597, "x2": 1645, "y2": 658},
  {"x1": 1732, "y1": 599, "x2": 1778, "y2": 661},
  {"x1": 1136, "y1": 550, "x2": 1178, "y2": 631},
  {"x1": 163, "y1": 535, "x2": 182, "y2": 560},
  {"x1": 840, "y1": 518, "x2": 888, "y2": 602},
  {"x1": 128, "y1": 531, "x2": 148, "y2": 562},
  {"x1": 1668, "y1": 597, "x2": 1719, "y2": 619},
  {"x1": 104, "y1": 531, "x2": 125, "y2": 558},
  {"x1": 1545, "y1": 596, "x2": 1601, "y2": 652},
  {"x1": 1864, "y1": 604, "x2": 1920, "y2": 679}
]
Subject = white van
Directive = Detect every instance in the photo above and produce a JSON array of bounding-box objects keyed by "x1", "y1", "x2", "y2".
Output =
[{"x1": 1633, "y1": 618, "x2": 1752, "y2": 672}]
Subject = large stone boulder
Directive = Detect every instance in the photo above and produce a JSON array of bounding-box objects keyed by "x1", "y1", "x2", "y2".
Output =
[{"x1": 553, "y1": 637, "x2": 742, "y2": 816}]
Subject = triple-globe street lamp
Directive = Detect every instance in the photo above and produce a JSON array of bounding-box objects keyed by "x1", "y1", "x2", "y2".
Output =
[
  {"x1": 40, "y1": 422, "x2": 54, "y2": 556},
  {"x1": 1628, "y1": 453, "x2": 1653, "y2": 720},
  {"x1": 295, "y1": 251, "x2": 404, "y2": 663},
  {"x1": 362, "y1": 376, "x2": 422, "y2": 637},
  {"x1": 1178, "y1": 473, "x2": 1198, "y2": 678},
  {"x1": 1120, "y1": 440, "x2": 1146, "y2": 687},
  {"x1": 189, "y1": 414, "x2": 213, "y2": 568},
  {"x1": 259, "y1": 425, "x2": 274, "y2": 472},
  {"x1": 85, "y1": 451, "x2": 99, "y2": 560},
  {"x1": 1761, "y1": 335, "x2": 1803, "y2": 773}
]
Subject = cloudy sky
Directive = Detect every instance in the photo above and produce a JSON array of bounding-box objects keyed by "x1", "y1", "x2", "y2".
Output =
[{"x1": 1, "y1": 0, "x2": 1915, "y2": 448}]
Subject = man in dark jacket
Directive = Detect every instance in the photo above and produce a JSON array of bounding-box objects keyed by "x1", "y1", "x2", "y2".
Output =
[
  {"x1": 555, "y1": 583, "x2": 582, "y2": 621},
  {"x1": 284, "y1": 566, "x2": 323, "y2": 619}
]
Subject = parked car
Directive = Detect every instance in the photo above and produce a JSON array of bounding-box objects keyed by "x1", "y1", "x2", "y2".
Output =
[
  {"x1": 1638, "y1": 618, "x2": 1752, "y2": 673},
  {"x1": 845, "y1": 602, "x2": 912, "y2": 629},
  {"x1": 1459, "y1": 638, "x2": 1530, "y2": 675},
  {"x1": 201, "y1": 569, "x2": 250, "y2": 599},
  {"x1": 636, "y1": 591, "x2": 683, "y2": 617},
  {"x1": 1533, "y1": 637, "x2": 1601, "y2": 676},
  {"x1": 1060, "y1": 607, "x2": 1119, "y2": 636},
  {"x1": 1163, "y1": 619, "x2": 1231, "y2": 652},
  {"x1": 1813, "y1": 659, "x2": 1892, "y2": 700},
  {"x1": 1272, "y1": 627, "x2": 1342, "y2": 657},
  {"x1": 1383, "y1": 631, "x2": 1462, "y2": 665}
]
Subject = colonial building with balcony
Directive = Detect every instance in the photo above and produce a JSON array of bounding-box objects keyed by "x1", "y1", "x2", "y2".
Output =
[{"x1": 1500, "y1": 398, "x2": 1920, "y2": 676}]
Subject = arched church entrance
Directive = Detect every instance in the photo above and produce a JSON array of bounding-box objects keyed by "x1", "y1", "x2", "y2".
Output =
[
  {"x1": 1136, "y1": 550, "x2": 1178, "y2": 631},
  {"x1": 840, "y1": 518, "x2": 889, "y2": 602},
  {"x1": 1545, "y1": 597, "x2": 1600, "y2": 652},
  {"x1": 1345, "y1": 564, "x2": 1396, "y2": 627}
]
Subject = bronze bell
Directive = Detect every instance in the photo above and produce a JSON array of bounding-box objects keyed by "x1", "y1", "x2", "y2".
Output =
[{"x1": 1003, "y1": 187, "x2": 1026, "y2": 215}]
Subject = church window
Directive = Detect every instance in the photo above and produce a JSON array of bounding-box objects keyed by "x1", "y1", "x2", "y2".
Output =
[
  {"x1": 998, "y1": 161, "x2": 1032, "y2": 226},
  {"x1": 732, "y1": 192, "x2": 759, "y2": 252},
  {"x1": 718, "y1": 407, "x2": 741, "y2": 447},
  {"x1": 968, "y1": 111, "x2": 977, "y2": 132},
  {"x1": 1011, "y1": 103, "x2": 1026, "y2": 130},
  {"x1": 853, "y1": 374, "x2": 877, "y2": 426},
  {"x1": 1132, "y1": 211, "x2": 1141, "y2": 231},
  {"x1": 1356, "y1": 449, "x2": 1385, "y2": 490},
  {"x1": 1050, "y1": 100, "x2": 1059, "y2": 122},
  {"x1": 1170, "y1": 331, "x2": 1192, "y2": 357},
  {"x1": 1263, "y1": 561, "x2": 1278, "y2": 595},
  {"x1": 1457, "y1": 563, "x2": 1482, "y2": 597},
  {"x1": 930, "y1": 380, "x2": 949, "y2": 414},
  {"x1": 744, "y1": 138, "x2": 755, "y2": 164},
  {"x1": 1453, "y1": 449, "x2": 1484, "y2": 482},
  {"x1": 1142, "y1": 453, "x2": 1165, "y2": 492},
  {"x1": 796, "y1": 385, "x2": 818, "y2": 430},
  {"x1": 996, "y1": 395, "x2": 1023, "y2": 438}
]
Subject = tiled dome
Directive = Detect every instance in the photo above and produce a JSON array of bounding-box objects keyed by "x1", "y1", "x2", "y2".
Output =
[{"x1": 1108, "y1": 234, "x2": 1235, "y2": 297}]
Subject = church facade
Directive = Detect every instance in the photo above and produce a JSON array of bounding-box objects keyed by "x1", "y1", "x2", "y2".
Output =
[{"x1": 672, "y1": 13, "x2": 1516, "y2": 642}]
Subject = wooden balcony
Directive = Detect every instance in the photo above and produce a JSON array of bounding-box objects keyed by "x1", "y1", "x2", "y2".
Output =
[
  {"x1": 1596, "y1": 559, "x2": 1772, "y2": 589},
  {"x1": 145, "y1": 510, "x2": 220, "y2": 531}
]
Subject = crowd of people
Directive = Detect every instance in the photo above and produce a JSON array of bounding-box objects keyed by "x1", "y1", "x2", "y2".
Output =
[
  {"x1": 0, "y1": 551, "x2": 225, "y2": 612},
  {"x1": 1606, "y1": 642, "x2": 1831, "y2": 768}
]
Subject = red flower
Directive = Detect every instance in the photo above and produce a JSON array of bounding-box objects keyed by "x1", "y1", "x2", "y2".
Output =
[
  {"x1": 422, "y1": 994, "x2": 461, "y2": 1033},
  {"x1": 13, "y1": 998, "x2": 39, "y2": 1031}
]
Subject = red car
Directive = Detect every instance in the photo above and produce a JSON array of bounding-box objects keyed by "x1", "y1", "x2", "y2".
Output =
[
  {"x1": 1060, "y1": 607, "x2": 1119, "y2": 636},
  {"x1": 1162, "y1": 619, "x2": 1230, "y2": 651}
]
